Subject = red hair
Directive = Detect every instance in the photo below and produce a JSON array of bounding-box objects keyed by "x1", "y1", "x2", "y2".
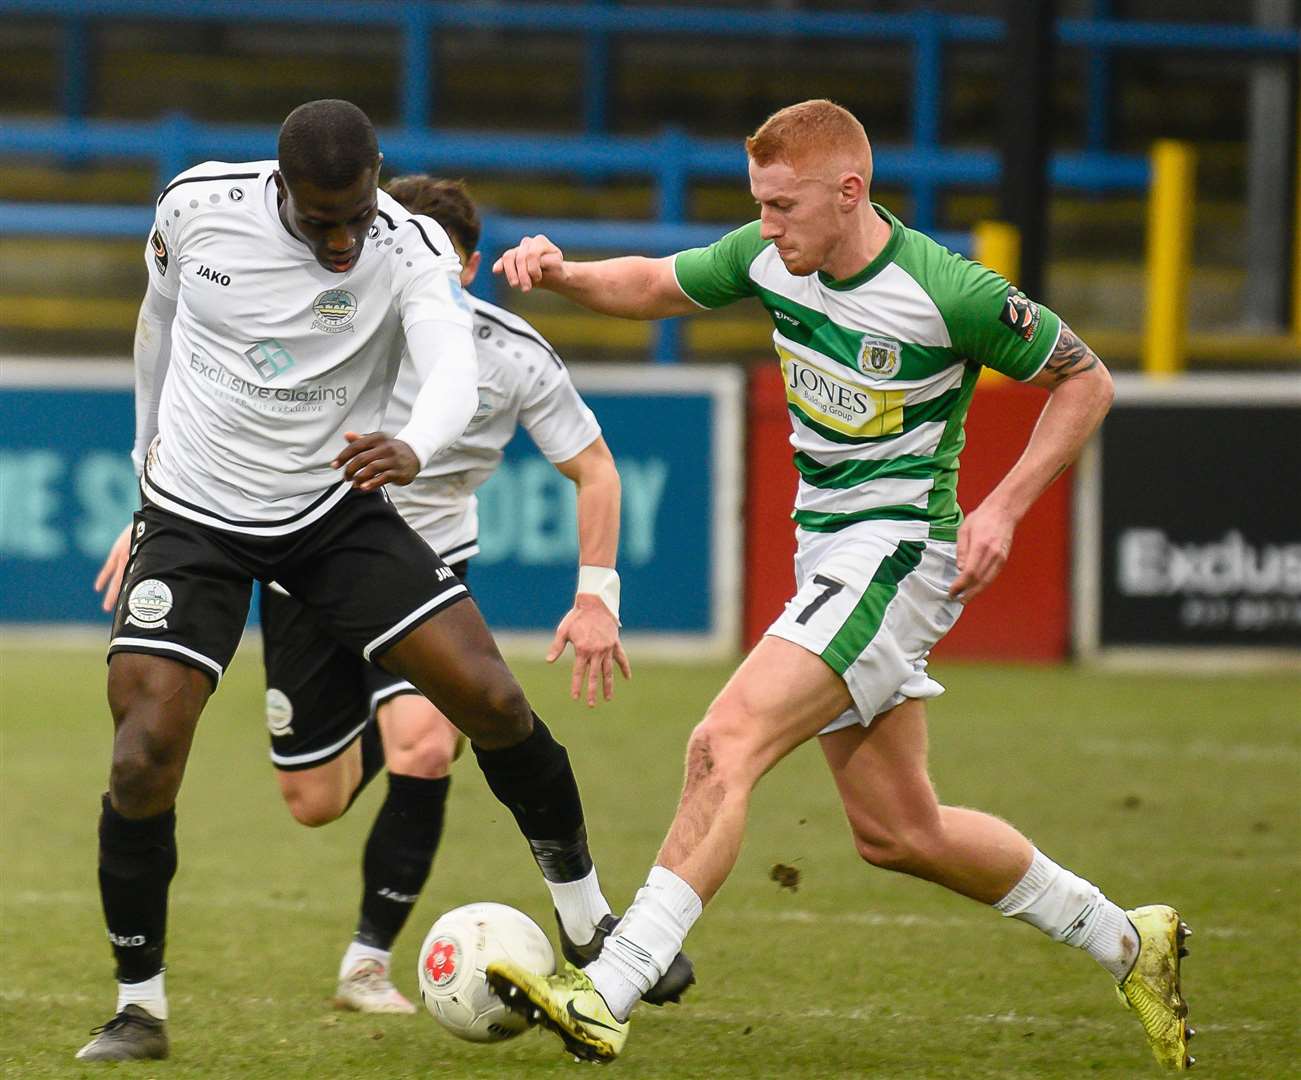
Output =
[{"x1": 745, "y1": 99, "x2": 871, "y2": 178}]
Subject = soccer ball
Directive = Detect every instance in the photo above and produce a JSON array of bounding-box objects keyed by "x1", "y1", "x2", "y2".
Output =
[{"x1": 417, "y1": 902, "x2": 555, "y2": 1043}]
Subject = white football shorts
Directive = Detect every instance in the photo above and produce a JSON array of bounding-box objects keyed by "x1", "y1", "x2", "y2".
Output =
[{"x1": 765, "y1": 523, "x2": 964, "y2": 735}]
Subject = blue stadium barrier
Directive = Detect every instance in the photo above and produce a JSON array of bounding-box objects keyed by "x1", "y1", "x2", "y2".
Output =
[
  {"x1": 2, "y1": 1, "x2": 1294, "y2": 222},
  {"x1": 0, "y1": 111, "x2": 1144, "y2": 256},
  {"x1": 0, "y1": 117, "x2": 1149, "y2": 212},
  {"x1": 0, "y1": 117, "x2": 1014, "y2": 193},
  {"x1": 3, "y1": 1, "x2": 1291, "y2": 359}
]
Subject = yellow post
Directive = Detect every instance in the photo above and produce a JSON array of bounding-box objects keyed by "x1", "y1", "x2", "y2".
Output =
[
  {"x1": 1142, "y1": 140, "x2": 1196, "y2": 377},
  {"x1": 972, "y1": 221, "x2": 1021, "y2": 384},
  {"x1": 973, "y1": 220, "x2": 1021, "y2": 284}
]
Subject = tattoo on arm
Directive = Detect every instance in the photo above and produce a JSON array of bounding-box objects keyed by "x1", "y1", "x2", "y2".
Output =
[{"x1": 1043, "y1": 323, "x2": 1099, "y2": 384}]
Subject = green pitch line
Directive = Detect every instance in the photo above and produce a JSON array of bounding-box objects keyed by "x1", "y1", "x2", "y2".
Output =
[{"x1": 2, "y1": 647, "x2": 1297, "y2": 1079}]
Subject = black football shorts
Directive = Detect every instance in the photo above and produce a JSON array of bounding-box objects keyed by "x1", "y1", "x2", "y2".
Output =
[
  {"x1": 260, "y1": 562, "x2": 470, "y2": 771},
  {"x1": 108, "y1": 488, "x2": 469, "y2": 689}
]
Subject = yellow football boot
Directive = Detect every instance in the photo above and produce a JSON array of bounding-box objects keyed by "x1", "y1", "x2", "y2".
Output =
[
  {"x1": 487, "y1": 960, "x2": 629, "y2": 1063},
  {"x1": 1116, "y1": 905, "x2": 1196, "y2": 1070}
]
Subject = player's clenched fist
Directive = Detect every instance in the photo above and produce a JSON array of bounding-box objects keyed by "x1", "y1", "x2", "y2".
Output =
[
  {"x1": 492, "y1": 234, "x2": 564, "y2": 292},
  {"x1": 332, "y1": 431, "x2": 420, "y2": 490}
]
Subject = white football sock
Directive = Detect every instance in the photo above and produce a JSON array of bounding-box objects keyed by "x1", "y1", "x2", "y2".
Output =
[
  {"x1": 116, "y1": 971, "x2": 167, "y2": 1020},
  {"x1": 546, "y1": 866, "x2": 612, "y2": 945},
  {"x1": 587, "y1": 866, "x2": 702, "y2": 1021},
  {"x1": 340, "y1": 940, "x2": 391, "y2": 979},
  {"x1": 994, "y1": 848, "x2": 1140, "y2": 981}
]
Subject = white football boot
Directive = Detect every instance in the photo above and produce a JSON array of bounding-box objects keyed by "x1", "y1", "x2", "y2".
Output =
[{"x1": 335, "y1": 955, "x2": 417, "y2": 1015}]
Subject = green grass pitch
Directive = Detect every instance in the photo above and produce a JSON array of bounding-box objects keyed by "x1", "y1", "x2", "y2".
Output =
[{"x1": 2, "y1": 645, "x2": 1298, "y2": 1078}]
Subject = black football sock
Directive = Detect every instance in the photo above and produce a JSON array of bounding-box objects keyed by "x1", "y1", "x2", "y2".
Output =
[
  {"x1": 354, "y1": 773, "x2": 450, "y2": 949},
  {"x1": 471, "y1": 714, "x2": 593, "y2": 883},
  {"x1": 344, "y1": 717, "x2": 387, "y2": 813},
  {"x1": 97, "y1": 793, "x2": 177, "y2": 984}
]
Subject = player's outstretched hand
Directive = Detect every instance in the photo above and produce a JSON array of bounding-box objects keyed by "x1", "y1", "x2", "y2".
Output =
[
  {"x1": 332, "y1": 431, "x2": 420, "y2": 490},
  {"x1": 547, "y1": 594, "x2": 632, "y2": 708},
  {"x1": 949, "y1": 501, "x2": 1015, "y2": 603},
  {"x1": 492, "y1": 234, "x2": 564, "y2": 293},
  {"x1": 94, "y1": 523, "x2": 133, "y2": 613}
]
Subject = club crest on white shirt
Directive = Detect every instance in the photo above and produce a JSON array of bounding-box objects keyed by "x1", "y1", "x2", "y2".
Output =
[
  {"x1": 125, "y1": 579, "x2": 173, "y2": 630},
  {"x1": 311, "y1": 289, "x2": 358, "y2": 334}
]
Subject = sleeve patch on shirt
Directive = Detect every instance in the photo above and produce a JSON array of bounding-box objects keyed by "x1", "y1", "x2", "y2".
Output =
[
  {"x1": 151, "y1": 228, "x2": 169, "y2": 276},
  {"x1": 999, "y1": 287, "x2": 1041, "y2": 343}
]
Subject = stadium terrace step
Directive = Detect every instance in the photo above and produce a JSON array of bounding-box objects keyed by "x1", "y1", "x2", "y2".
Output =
[
  {"x1": 0, "y1": 164, "x2": 157, "y2": 205},
  {"x1": 0, "y1": 9, "x2": 1261, "y2": 200},
  {"x1": 2, "y1": 283, "x2": 1295, "y2": 370}
]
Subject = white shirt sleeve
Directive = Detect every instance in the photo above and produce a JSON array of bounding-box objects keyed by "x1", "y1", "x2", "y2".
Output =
[
  {"x1": 394, "y1": 318, "x2": 480, "y2": 468},
  {"x1": 390, "y1": 215, "x2": 473, "y2": 333},
  {"x1": 385, "y1": 215, "x2": 479, "y2": 467},
  {"x1": 519, "y1": 369, "x2": 602, "y2": 464},
  {"x1": 131, "y1": 280, "x2": 177, "y2": 475}
]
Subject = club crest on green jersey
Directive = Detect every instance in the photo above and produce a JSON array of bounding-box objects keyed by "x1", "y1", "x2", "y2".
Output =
[{"x1": 857, "y1": 333, "x2": 902, "y2": 378}]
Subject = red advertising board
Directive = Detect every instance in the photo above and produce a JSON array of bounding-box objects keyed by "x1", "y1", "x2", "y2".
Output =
[{"x1": 743, "y1": 367, "x2": 1070, "y2": 660}]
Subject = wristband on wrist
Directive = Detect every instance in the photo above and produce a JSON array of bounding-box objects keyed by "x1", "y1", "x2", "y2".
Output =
[{"x1": 576, "y1": 565, "x2": 620, "y2": 623}]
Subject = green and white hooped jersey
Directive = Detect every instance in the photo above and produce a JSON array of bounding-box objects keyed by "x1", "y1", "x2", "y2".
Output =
[{"x1": 673, "y1": 206, "x2": 1062, "y2": 541}]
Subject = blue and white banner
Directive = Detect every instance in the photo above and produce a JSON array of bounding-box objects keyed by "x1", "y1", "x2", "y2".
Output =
[{"x1": 0, "y1": 361, "x2": 742, "y2": 655}]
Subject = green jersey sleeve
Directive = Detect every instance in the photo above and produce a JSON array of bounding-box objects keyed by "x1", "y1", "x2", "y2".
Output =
[
  {"x1": 673, "y1": 221, "x2": 768, "y2": 309},
  {"x1": 939, "y1": 257, "x2": 1063, "y2": 380}
]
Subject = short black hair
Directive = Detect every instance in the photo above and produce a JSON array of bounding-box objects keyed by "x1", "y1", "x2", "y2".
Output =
[
  {"x1": 384, "y1": 176, "x2": 481, "y2": 255},
  {"x1": 277, "y1": 99, "x2": 379, "y2": 189}
]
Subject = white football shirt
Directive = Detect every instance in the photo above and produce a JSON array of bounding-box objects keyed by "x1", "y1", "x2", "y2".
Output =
[
  {"x1": 385, "y1": 297, "x2": 601, "y2": 561},
  {"x1": 140, "y1": 159, "x2": 472, "y2": 536}
]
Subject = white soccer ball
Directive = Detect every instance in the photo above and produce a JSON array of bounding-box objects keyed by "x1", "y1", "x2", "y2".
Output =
[{"x1": 416, "y1": 902, "x2": 555, "y2": 1043}]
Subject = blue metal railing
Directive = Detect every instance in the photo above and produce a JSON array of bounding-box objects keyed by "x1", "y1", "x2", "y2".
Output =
[
  {"x1": 2, "y1": 2, "x2": 1295, "y2": 359},
  {"x1": 3, "y1": 1, "x2": 1296, "y2": 214},
  {"x1": 0, "y1": 128, "x2": 1142, "y2": 367},
  {"x1": 0, "y1": 113, "x2": 1137, "y2": 361},
  {"x1": 0, "y1": 116, "x2": 1152, "y2": 207}
]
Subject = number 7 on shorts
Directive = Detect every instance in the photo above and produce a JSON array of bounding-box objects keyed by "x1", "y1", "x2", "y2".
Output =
[{"x1": 795, "y1": 574, "x2": 845, "y2": 626}]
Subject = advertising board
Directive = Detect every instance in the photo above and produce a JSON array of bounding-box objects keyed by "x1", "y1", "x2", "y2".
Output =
[
  {"x1": 0, "y1": 361, "x2": 743, "y2": 656},
  {"x1": 1074, "y1": 374, "x2": 1301, "y2": 661}
]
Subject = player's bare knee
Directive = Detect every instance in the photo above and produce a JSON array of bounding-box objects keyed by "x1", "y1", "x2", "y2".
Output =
[
  {"x1": 109, "y1": 726, "x2": 184, "y2": 816},
  {"x1": 686, "y1": 709, "x2": 757, "y2": 791},
  {"x1": 276, "y1": 767, "x2": 349, "y2": 827},
  {"x1": 284, "y1": 789, "x2": 344, "y2": 828},
  {"x1": 851, "y1": 830, "x2": 906, "y2": 871},
  {"x1": 472, "y1": 671, "x2": 532, "y2": 745},
  {"x1": 386, "y1": 730, "x2": 456, "y2": 779},
  {"x1": 851, "y1": 824, "x2": 940, "y2": 875}
]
